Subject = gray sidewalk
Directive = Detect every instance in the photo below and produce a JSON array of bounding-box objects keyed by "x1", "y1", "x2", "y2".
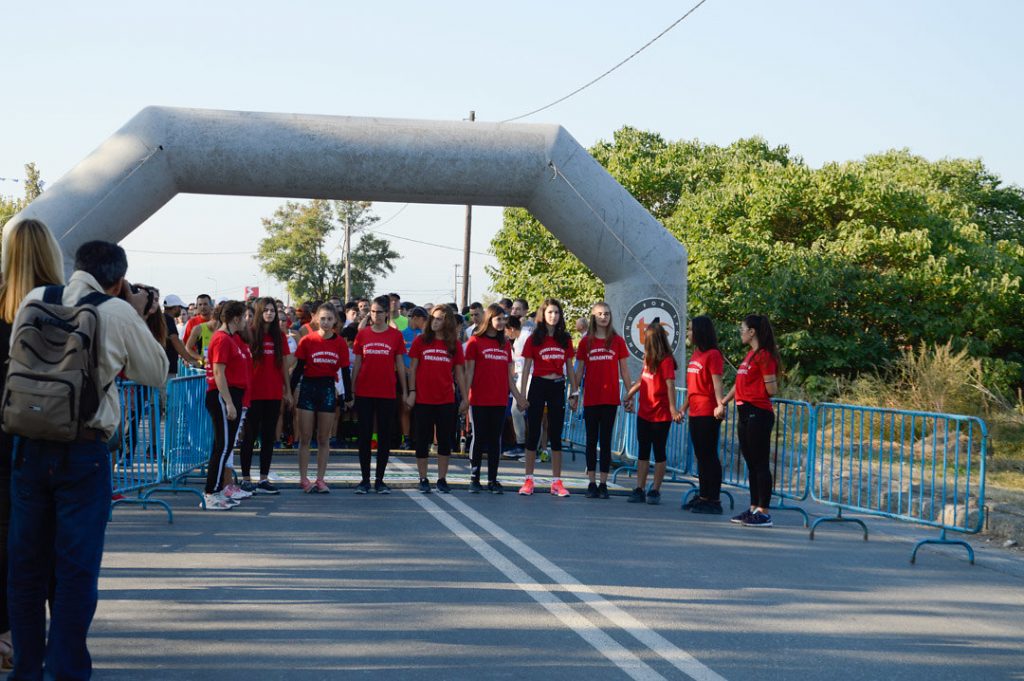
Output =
[{"x1": 92, "y1": 452, "x2": 1024, "y2": 680}]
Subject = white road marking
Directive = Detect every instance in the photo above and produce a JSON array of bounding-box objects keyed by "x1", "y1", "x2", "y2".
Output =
[
  {"x1": 438, "y1": 494, "x2": 729, "y2": 681},
  {"x1": 405, "y1": 490, "x2": 667, "y2": 681}
]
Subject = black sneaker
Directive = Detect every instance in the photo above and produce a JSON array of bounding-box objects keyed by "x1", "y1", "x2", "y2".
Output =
[
  {"x1": 375, "y1": 480, "x2": 391, "y2": 495},
  {"x1": 597, "y1": 483, "x2": 609, "y2": 499},
  {"x1": 692, "y1": 500, "x2": 723, "y2": 515},
  {"x1": 468, "y1": 478, "x2": 483, "y2": 494},
  {"x1": 646, "y1": 489, "x2": 661, "y2": 505},
  {"x1": 418, "y1": 479, "x2": 431, "y2": 494},
  {"x1": 627, "y1": 487, "x2": 646, "y2": 503},
  {"x1": 355, "y1": 480, "x2": 371, "y2": 495},
  {"x1": 730, "y1": 509, "x2": 753, "y2": 524},
  {"x1": 487, "y1": 480, "x2": 504, "y2": 495},
  {"x1": 256, "y1": 480, "x2": 280, "y2": 495},
  {"x1": 240, "y1": 480, "x2": 258, "y2": 494},
  {"x1": 682, "y1": 495, "x2": 701, "y2": 510},
  {"x1": 743, "y1": 511, "x2": 773, "y2": 528},
  {"x1": 585, "y1": 482, "x2": 599, "y2": 498},
  {"x1": 436, "y1": 478, "x2": 451, "y2": 494}
]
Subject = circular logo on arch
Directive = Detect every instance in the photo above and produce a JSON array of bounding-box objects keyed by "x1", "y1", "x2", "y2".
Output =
[{"x1": 623, "y1": 298, "x2": 681, "y2": 361}]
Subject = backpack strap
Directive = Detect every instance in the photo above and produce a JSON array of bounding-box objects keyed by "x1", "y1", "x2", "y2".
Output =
[
  {"x1": 76, "y1": 292, "x2": 111, "y2": 308},
  {"x1": 42, "y1": 285, "x2": 65, "y2": 304}
]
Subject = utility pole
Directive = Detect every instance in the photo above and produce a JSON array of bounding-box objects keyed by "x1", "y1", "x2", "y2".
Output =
[
  {"x1": 461, "y1": 110, "x2": 475, "y2": 310},
  {"x1": 453, "y1": 264, "x2": 460, "y2": 305},
  {"x1": 343, "y1": 217, "x2": 352, "y2": 302}
]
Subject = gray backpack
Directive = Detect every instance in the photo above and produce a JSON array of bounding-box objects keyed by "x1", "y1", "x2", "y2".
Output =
[{"x1": 2, "y1": 286, "x2": 109, "y2": 442}]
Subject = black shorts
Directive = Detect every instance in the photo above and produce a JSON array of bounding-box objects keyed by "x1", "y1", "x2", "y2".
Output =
[{"x1": 297, "y1": 377, "x2": 337, "y2": 413}]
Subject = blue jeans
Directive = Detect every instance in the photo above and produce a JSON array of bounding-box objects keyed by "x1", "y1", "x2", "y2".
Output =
[{"x1": 8, "y1": 438, "x2": 111, "y2": 681}]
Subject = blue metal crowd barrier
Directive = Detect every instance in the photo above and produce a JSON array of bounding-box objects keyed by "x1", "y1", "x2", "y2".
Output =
[
  {"x1": 810, "y1": 403, "x2": 988, "y2": 564},
  {"x1": 143, "y1": 374, "x2": 211, "y2": 508},
  {"x1": 109, "y1": 381, "x2": 173, "y2": 522}
]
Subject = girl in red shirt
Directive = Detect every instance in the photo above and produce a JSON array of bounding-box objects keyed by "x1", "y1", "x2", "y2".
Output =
[
  {"x1": 716, "y1": 314, "x2": 780, "y2": 528},
  {"x1": 292, "y1": 303, "x2": 351, "y2": 493},
  {"x1": 238, "y1": 297, "x2": 294, "y2": 494},
  {"x1": 573, "y1": 302, "x2": 631, "y2": 499},
  {"x1": 681, "y1": 316, "x2": 725, "y2": 514},
  {"x1": 466, "y1": 304, "x2": 527, "y2": 494},
  {"x1": 352, "y1": 295, "x2": 408, "y2": 494},
  {"x1": 407, "y1": 306, "x2": 468, "y2": 494},
  {"x1": 518, "y1": 298, "x2": 578, "y2": 498},
  {"x1": 623, "y1": 320, "x2": 682, "y2": 505},
  {"x1": 204, "y1": 301, "x2": 253, "y2": 510}
]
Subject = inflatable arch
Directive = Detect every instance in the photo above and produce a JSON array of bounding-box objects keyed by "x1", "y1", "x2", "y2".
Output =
[{"x1": 3, "y1": 107, "x2": 687, "y2": 364}]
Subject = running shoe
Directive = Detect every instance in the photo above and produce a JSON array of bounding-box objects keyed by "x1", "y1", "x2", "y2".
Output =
[
  {"x1": 224, "y1": 484, "x2": 252, "y2": 500},
  {"x1": 202, "y1": 493, "x2": 232, "y2": 510},
  {"x1": 627, "y1": 487, "x2": 646, "y2": 504},
  {"x1": 730, "y1": 509, "x2": 754, "y2": 524},
  {"x1": 743, "y1": 512, "x2": 773, "y2": 528},
  {"x1": 585, "y1": 482, "x2": 599, "y2": 498},
  {"x1": 682, "y1": 495, "x2": 701, "y2": 510},
  {"x1": 374, "y1": 480, "x2": 391, "y2": 494},
  {"x1": 550, "y1": 480, "x2": 570, "y2": 498},
  {"x1": 468, "y1": 478, "x2": 483, "y2": 494},
  {"x1": 646, "y1": 489, "x2": 662, "y2": 505},
  {"x1": 692, "y1": 500, "x2": 723, "y2": 515},
  {"x1": 518, "y1": 478, "x2": 535, "y2": 496},
  {"x1": 256, "y1": 480, "x2": 280, "y2": 495},
  {"x1": 436, "y1": 479, "x2": 451, "y2": 494},
  {"x1": 300, "y1": 478, "x2": 313, "y2": 494},
  {"x1": 355, "y1": 480, "x2": 371, "y2": 495},
  {"x1": 314, "y1": 479, "x2": 331, "y2": 494},
  {"x1": 488, "y1": 480, "x2": 504, "y2": 495},
  {"x1": 418, "y1": 479, "x2": 431, "y2": 494},
  {"x1": 240, "y1": 480, "x2": 258, "y2": 494},
  {"x1": 597, "y1": 482, "x2": 610, "y2": 499},
  {"x1": 539, "y1": 449, "x2": 551, "y2": 463}
]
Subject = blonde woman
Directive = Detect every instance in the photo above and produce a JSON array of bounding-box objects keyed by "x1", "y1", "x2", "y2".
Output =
[{"x1": 0, "y1": 219, "x2": 65, "y2": 670}]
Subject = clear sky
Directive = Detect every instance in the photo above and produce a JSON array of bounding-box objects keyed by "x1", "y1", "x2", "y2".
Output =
[{"x1": 2, "y1": 0, "x2": 1021, "y2": 306}]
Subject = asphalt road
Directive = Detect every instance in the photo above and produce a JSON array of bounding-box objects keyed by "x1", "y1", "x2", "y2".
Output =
[{"x1": 90, "y1": 453, "x2": 1024, "y2": 680}]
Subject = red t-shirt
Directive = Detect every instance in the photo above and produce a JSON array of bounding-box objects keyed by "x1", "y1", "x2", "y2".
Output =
[
  {"x1": 575, "y1": 335, "x2": 628, "y2": 407},
  {"x1": 638, "y1": 356, "x2": 676, "y2": 422},
  {"x1": 735, "y1": 349, "x2": 777, "y2": 412},
  {"x1": 410, "y1": 336, "x2": 465, "y2": 405},
  {"x1": 296, "y1": 332, "x2": 350, "y2": 380},
  {"x1": 686, "y1": 348, "x2": 724, "y2": 417},
  {"x1": 206, "y1": 331, "x2": 252, "y2": 392},
  {"x1": 353, "y1": 326, "x2": 406, "y2": 398},
  {"x1": 248, "y1": 336, "x2": 291, "y2": 401},
  {"x1": 465, "y1": 334, "x2": 512, "y2": 407},
  {"x1": 523, "y1": 334, "x2": 573, "y2": 377}
]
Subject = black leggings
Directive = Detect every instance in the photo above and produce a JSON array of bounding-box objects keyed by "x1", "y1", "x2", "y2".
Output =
[
  {"x1": 737, "y1": 403, "x2": 775, "y2": 508},
  {"x1": 526, "y1": 377, "x2": 565, "y2": 452},
  {"x1": 205, "y1": 387, "x2": 244, "y2": 494},
  {"x1": 688, "y1": 416, "x2": 722, "y2": 501},
  {"x1": 636, "y1": 417, "x2": 670, "y2": 464},
  {"x1": 414, "y1": 402, "x2": 456, "y2": 459},
  {"x1": 470, "y1": 405, "x2": 505, "y2": 482},
  {"x1": 240, "y1": 399, "x2": 281, "y2": 479},
  {"x1": 357, "y1": 396, "x2": 395, "y2": 483},
  {"x1": 584, "y1": 404, "x2": 617, "y2": 474}
]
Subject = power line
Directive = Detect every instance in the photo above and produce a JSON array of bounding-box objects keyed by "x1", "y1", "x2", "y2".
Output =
[
  {"x1": 126, "y1": 248, "x2": 256, "y2": 255},
  {"x1": 501, "y1": 0, "x2": 711, "y2": 123},
  {"x1": 372, "y1": 229, "x2": 491, "y2": 257}
]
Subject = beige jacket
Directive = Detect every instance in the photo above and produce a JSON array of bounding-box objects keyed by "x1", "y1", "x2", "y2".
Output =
[{"x1": 21, "y1": 271, "x2": 169, "y2": 438}]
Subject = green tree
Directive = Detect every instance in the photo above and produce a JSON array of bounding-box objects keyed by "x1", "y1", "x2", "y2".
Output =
[
  {"x1": 23, "y1": 162, "x2": 43, "y2": 201},
  {"x1": 256, "y1": 200, "x2": 399, "y2": 302},
  {"x1": 489, "y1": 127, "x2": 1024, "y2": 387}
]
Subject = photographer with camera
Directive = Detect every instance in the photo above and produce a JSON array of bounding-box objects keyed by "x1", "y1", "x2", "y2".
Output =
[{"x1": 6, "y1": 240, "x2": 167, "y2": 680}]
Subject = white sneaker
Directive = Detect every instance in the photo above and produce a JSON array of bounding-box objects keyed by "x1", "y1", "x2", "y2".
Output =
[
  {"x1": 224, "y1": 484, "x2": 252, "y2": 499},
  {"x1": 202, "y1": 493, "x2": 233, "y2": 510}
]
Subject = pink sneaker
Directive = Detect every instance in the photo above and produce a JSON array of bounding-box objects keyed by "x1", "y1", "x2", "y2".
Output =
[
  {"x1": 518, "y1": 478, "x2": 535, "y2": 496},
  {"x1": 300, "y1": 478, "x2": 313, "y2": 493},
  {"x1": 314, "y1": 479, "x2": 331, "y2": 494},
  {"x1": 550, "y1": 480, "x2": 570, "y2": 497}
]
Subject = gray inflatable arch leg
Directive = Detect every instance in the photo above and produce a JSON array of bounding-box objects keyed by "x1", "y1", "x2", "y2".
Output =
[{"x1": 3, "y1": 107, "x2": 687, "y2": 368}]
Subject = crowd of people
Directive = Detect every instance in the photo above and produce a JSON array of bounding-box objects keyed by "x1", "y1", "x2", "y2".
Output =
[{"x1": 0, "y1": 216, "x2": 782, "y2": 678}]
